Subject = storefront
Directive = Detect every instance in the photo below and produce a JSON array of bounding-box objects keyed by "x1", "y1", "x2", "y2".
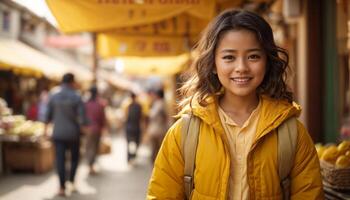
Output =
[{"x1": 0, "y1": 38, "x2": 93, "y2": 174}]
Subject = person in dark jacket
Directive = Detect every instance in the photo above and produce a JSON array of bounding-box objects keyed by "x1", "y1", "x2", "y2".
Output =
[
  {"x1": 125, "y1": 92, "x2": 143, "y2": 164},
  {"x1": 44, "y1": 73, "x2": 88, "y2": 197}
]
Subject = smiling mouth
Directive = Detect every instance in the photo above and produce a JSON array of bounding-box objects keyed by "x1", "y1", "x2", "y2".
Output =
[{"x1": 230, "y1": 77, "x2": 252, "y2": 84}]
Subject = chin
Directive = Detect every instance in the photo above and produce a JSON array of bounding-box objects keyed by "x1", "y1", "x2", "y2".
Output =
[{"x1": 229, "y1": 89, "x2": 256, "y2": 98}]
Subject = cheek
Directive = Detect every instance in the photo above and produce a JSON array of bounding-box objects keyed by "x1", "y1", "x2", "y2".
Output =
[
  {"x1": 256, "y1": 64, "x2": 267, "y2": 82},
  {"x1": 215, "y1": 60, "x2": 230, "y2": 75}
]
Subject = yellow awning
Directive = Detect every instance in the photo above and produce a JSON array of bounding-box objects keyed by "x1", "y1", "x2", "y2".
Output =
[
  {"x1": 98, "y1": 34, "x2": 188, "y2": 58},
  {"x1": 101, "y1": 14, "x2": 209, "y2": 36},
  {"x1": 46, "y1": 0, "x2": 215, "y2": 33},
  {"x1": 114, "y1": 53, "x2": 190, "y2": 76},
  {"x1": 0, "y1": 39, "x2": 93, "y2": 82},
  {"x1": 97, "y1": 13, "x2": 204, "y2": 57}
]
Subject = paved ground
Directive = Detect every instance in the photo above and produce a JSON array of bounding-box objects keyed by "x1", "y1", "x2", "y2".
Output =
[{"x1": 0, "y1": 133, "x2": 153, "y2": 200}]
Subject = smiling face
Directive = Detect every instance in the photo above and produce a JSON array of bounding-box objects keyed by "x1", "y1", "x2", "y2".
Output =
[{"x1": 214, "y1": 29, "x2": 267, "y2": 100}]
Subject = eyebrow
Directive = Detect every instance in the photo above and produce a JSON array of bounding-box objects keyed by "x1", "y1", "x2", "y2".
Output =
[{"x1": 219, "y1": 48, "x2": 263, "y2": 53}]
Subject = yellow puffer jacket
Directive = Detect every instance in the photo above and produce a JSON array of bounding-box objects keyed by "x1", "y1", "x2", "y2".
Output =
[{"x1": 147, "y1": 96, "x2": 324, "y2": 200}]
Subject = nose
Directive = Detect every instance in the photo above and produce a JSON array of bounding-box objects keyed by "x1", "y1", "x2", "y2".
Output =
[{"x1": 235, "y1": 57, "x2": 248, "y2": 73}]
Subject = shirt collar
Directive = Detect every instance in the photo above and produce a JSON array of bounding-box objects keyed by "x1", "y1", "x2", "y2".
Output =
[{"x1": 218, "y1": 100, "x2": 261, "y2": 128}]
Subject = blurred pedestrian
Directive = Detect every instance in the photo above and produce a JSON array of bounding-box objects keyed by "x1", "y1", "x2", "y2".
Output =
[
  {"x1": 26, "y1": 93, "x2": 38, "y2": 121},
  {"x1": 125, "y1": 92, "x2": 143, "y2": 165},
  {"x1": 84, "y1": 86, "x2": 106, "y2": 175},
  {"x1": 147, "y1": 9, "x2": 323, "y2": 199},
  {"x1": 44, "y1": 73, "x2": 88, "y2": 197},
  {"x1": 147, "y1": 89, "x2": 168, "y2": 162},
  {"x1": 38, "y1": 90, "x2": 49, "y2": 122}
]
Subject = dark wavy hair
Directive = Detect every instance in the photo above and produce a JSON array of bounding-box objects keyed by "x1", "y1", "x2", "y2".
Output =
[{"x1": 178, "y1": 9, "x2": 293, "y2": 109}]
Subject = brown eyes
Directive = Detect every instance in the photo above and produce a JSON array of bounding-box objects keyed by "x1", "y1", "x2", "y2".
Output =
[
  {"x1": 248, "y1": 55, "x2": 261, "y2": 60},
  {"x1": 221, "y1": 54, "x2": 261, "y2": 61},
  {"x1": 222, "y1": 55, "x2": 235, "y2": 60}
]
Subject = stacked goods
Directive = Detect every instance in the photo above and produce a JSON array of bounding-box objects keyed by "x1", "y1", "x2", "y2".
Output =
[
  {"x1": 316, "y1": 141, "x2": 350, "y2": 189},
  {"x1": 1, "y1": 115, "x2": 45, "y2": 139},
  {"x1": 0, "y1": 97, "x2": 54, "y2": 174},
  {"x1": 0, "y1": 98, "x2": 12, "y2": 135},
  {"x1": 0, "y1": 97, "x2": 46, "y2": 139}
]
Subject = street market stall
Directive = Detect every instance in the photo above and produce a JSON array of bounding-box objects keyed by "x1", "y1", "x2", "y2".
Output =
[{"x1": 0, "y1": 98, "x2": 53, "y2": 174}]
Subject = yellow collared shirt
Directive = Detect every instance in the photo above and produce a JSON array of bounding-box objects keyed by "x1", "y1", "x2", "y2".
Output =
[{"x1": 218, "y1": 102, "x2": 261, "y2": 200}]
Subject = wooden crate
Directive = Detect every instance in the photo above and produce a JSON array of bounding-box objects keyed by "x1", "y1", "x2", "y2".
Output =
[{"x1": 3, "y1": 140, "x2": 54, "y2": 174}]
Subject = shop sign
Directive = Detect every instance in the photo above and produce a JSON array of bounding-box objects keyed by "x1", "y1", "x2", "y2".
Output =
[{"x1": 98, "y1": 34, "x2": 188, "y2": 57}]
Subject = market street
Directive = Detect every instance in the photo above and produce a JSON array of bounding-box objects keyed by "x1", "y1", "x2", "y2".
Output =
[{"x1": 0, "y1": 133, "x2": 153, "y2": 200}]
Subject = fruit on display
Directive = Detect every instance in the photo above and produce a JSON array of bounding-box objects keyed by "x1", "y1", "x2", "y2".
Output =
[
  {"x1": 335, "y1": 155, "x2": 350, "y2": 168},
  {"x1": 321, "y1": 145, "x2": 339, "y2": 165},
  {"x1": 346, "y1": 150, "x2": 350, "y2": 157},
  {"x1": 2, "y1": 115, "x2": 45, "y2": 137},
  {"x1": 337, "y1": 140, "x2": 350, "y2": 155},
  {"x1": 315, "y1": 143, "x2": 326, "y2": 158},
  {"x1": 317, "y1": 140, "x2": 350, "y2": 168}
]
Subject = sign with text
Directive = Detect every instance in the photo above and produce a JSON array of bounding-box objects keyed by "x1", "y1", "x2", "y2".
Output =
[{"x1": 98, "y1": 33, "x2": 189, "y2": 57}]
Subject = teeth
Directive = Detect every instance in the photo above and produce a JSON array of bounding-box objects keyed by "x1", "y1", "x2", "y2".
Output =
[{"x1": 232, "y1": 77, "x2": 251, "y2": 82}]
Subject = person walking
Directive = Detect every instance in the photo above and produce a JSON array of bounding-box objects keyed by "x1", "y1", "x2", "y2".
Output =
[
  {"x1": 84, "y1": 86, "x2": 106, "y2": 175},
  {"x1": 37, "y1": 90, "x2": 49, "y2": 122},
  {"x1": 125, "y1": 92, "x2": 143, "y2": 165},
  {"x1": 147, "y1": 9, "x2": 324, "y2": 199},
  {"x1": 147, "y1": 89, "x2": 168, "y2": 163},
  {"x1": 44, "y1": 73, "x2": 88, "y2": 197}
]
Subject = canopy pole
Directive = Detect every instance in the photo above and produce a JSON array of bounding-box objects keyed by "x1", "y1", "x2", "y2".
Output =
[{"x1": 92, "y1": 32, "x2": 98, "y2": 84}]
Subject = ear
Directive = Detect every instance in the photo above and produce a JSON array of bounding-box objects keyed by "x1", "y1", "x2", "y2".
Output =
[{"x1": 212, "y1": 68, "x2": 217, "y2": 74}]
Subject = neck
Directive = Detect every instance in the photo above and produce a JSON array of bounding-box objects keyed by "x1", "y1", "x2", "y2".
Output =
[{"x1": 219, "y1": 93, "x2": 259, "y2": 115}]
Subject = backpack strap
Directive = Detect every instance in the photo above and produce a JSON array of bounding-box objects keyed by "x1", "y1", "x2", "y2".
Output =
[
  {"x1": 181, "y1": 114, "x2": 201, "y2": 200},
  {"x1": 278, "y1": 117, "x2": 298, "y2": 200}
]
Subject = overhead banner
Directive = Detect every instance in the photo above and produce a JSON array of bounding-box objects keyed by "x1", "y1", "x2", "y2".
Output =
[
  {"x1": 46, "y1": 0, "x2": 215, "y2": 33},
  {"x1": 98, "y1": 34, "x2": 189, "y2": 57},
  {"x1": 105, "y1": 13, "x2": 209, "y2": 36}
]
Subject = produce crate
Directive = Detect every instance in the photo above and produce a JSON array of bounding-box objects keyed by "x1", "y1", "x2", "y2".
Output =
[{"x1": 3, "y1": 140, "x2": 54, "y2": 174}]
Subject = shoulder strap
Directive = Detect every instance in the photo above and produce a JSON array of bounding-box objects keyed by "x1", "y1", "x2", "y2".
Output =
[
  {"x1": 278, "y1": 117, "x2": 298, "y2": 200},
  {"x1": 181, "y1": 114, "x2": 201, "y2": 200}
]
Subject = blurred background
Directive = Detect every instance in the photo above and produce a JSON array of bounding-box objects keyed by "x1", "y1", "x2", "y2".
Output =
[{"x1": 0, "y1": 0, "x2": 348, "y2": 199}]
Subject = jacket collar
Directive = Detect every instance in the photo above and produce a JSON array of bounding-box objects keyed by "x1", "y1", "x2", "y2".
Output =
[{"x1": 181, "y1": 95, "x2": 301, "y2": 142}]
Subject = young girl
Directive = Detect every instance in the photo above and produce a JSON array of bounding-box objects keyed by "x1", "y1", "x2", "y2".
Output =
[{"x1": 147, "y1": 9, "x2": 323, "y2": 200}]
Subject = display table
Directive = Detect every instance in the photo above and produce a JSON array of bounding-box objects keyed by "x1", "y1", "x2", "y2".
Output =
[{"x1": 1, "y1": 135, "x2": 54, "y2": 174}]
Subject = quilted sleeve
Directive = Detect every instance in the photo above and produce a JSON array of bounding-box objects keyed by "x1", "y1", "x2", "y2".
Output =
[
  {"x1": 290, "y1": 121, "x2": 324, "y2": 200},
  {"x1": 146, "y1": 119, "x2": 186, "y2": 200}
]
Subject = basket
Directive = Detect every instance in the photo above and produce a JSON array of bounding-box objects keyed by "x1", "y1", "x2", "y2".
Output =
[
  {"x1": 320, "y1": 160, "x2": 350, "y2": 190},
  {"x1": 98, "y1": 137, "x2": 112, "y2": 155}
]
